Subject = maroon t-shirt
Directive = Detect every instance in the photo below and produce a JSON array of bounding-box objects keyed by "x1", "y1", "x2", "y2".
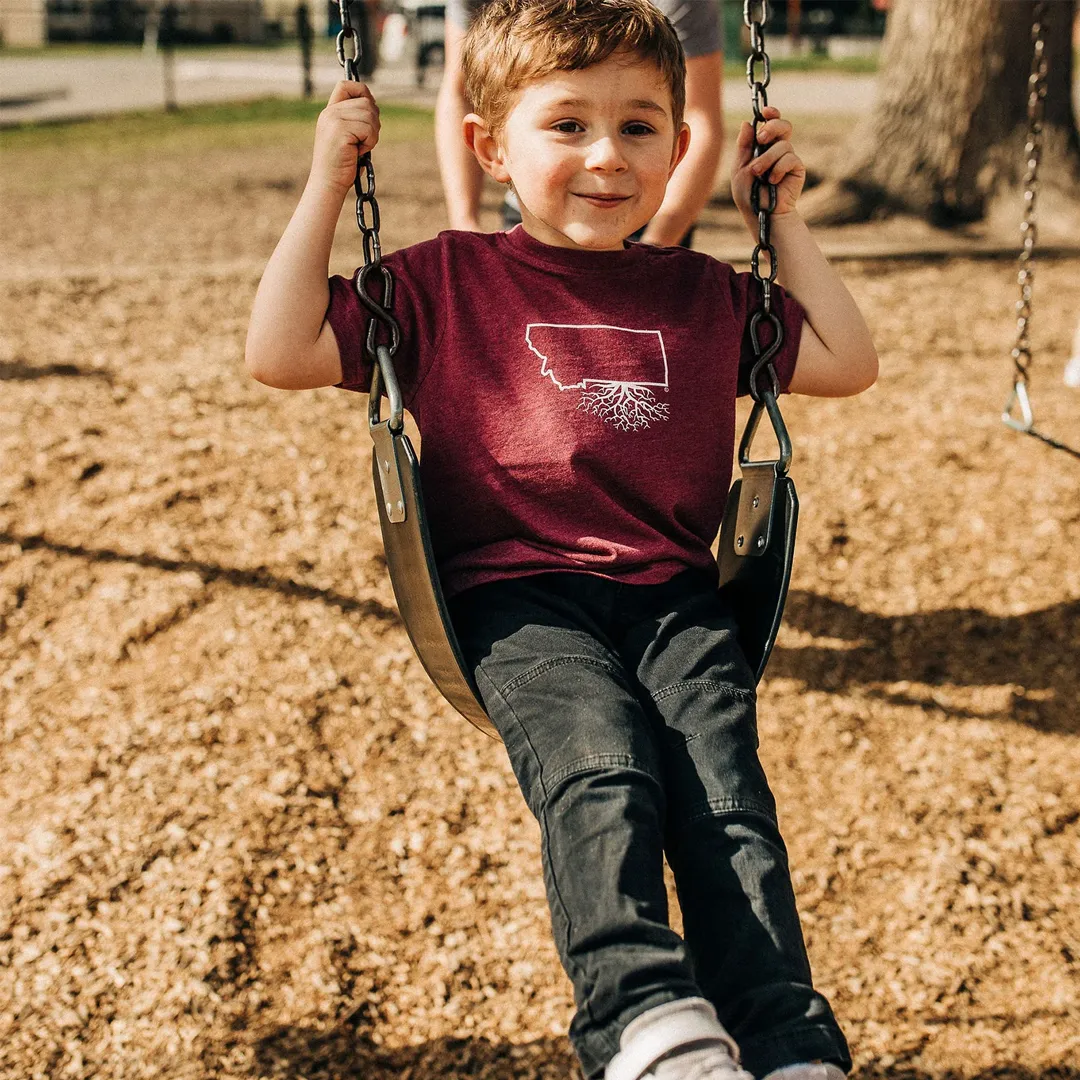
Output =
[{"x1": 327, "y1": 226, "x2": 804, "y2": 598}]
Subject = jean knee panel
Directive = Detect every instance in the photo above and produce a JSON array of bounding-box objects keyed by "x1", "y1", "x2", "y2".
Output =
[
  {"x1": 651, "y1": 678, "x2": 756, "y2": 709},
  {"x1": 543, "y1": 751, "x2": 660, "y2": 797},
  {"x1": 500, "y1": 653, "x2": 625, "y2": 700},
  {"x1": 480, "y1": 650, "x2": 660, "y2": 783},
  {"x1": 648, "y1": 678, "x2": 778, "y2": 829}
]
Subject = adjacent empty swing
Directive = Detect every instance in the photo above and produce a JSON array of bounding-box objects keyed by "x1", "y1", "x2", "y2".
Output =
[
  {"x1": 337, "y1": 0, "x2": 797, "y2": 737},
  {"x1": 1001, "y1": 0, "x2": 1080, "y2": 461}
]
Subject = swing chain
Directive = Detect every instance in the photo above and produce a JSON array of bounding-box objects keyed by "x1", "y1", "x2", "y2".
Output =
[
  {"x1": 337, "y1": 0, "x2": 404, "y2": 430},
  {"x1": 1004, "y1": 0, "x2": 1047, "y2": 431},
  {"x1": 335, "y1": 0, "x2": 360, "y2": 80},
  {"x1": 744, "y1": 0, "x2": 782, "y2": 403}
]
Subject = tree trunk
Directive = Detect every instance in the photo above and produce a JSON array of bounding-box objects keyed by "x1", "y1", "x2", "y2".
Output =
[{"x1": 802, "y1": 0, "x2": 1080, "y2": 232}]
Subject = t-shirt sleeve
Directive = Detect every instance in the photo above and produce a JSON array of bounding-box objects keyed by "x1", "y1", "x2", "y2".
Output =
[
  {"x1": 325, "y1": 238, "x2": 448, "y2": 405},
  {"x1": 725, "y1": 267, "x2": 806, "y2": 397}
]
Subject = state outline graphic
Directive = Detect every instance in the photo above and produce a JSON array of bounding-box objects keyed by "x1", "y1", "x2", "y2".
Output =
[{"x1": 524, "y1": 322, "x2": 671, "y2": 432}]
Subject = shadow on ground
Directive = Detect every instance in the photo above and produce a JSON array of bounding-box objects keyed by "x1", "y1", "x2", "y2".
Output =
[
  {"x1": 7, "y1": 526, "x2": 1076, "y2": 731},
  {"x1": 772, "y1": 590, "x2": 1079, "y2": 733},
  {"x1": 0, "y1": 358, "x2": 112, "y2": 382},
  {"x1": 243, "y1": 1024, "x2": 1080, "y2": 1079},
  {"x1": 249, "y1": 1025, "x2": 576, "y2": 1079},
  {"x1": 0, "y1": 530, "x2": 398, "y2": 623}
]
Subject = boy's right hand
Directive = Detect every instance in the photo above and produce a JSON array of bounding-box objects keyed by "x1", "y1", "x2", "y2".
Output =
[{"x1": 311, "y1": 80, "x2": 381, "y2": 197}]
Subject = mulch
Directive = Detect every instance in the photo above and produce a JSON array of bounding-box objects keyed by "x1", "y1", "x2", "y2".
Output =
[{"x1": 1, "y1": 117, "x2": 1078, "y2": 1080}]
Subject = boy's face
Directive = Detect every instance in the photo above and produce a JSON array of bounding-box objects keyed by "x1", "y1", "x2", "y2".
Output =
[{"x1": 469, "y1": 52, "x2": 690, "y2": 251}]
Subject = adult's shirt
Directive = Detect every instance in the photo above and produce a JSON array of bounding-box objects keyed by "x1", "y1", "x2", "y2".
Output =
[
  {"x1": 327, "y1": 227, "x2": 803, "y2": 598},
  {"x1": 445, "y1": 0, "x2": 723, "y2": 58}
]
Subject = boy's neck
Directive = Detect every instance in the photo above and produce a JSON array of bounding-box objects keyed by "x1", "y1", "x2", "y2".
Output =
[{"x1": 518, "y1": 219, "x2": 630, "y2": 253}]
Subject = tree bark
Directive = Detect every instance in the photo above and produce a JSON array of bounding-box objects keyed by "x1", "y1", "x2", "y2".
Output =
[{"x1": 802, "y1": 0, "x2": 1080, "y2": 231}]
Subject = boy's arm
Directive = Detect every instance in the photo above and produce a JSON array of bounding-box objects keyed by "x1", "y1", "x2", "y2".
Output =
[
  {"x1": 770, "y1": 212, "x2": 878, "y2": 398},
  {"x1": 245, "y1": 80, "x2": 380, "y2": 390},
  {"x1": 732, "y1": 108, "x2": 878, "y2": 398},
  {"x1": 244, "y1": 180, "x2": 346, "y2": 390}
]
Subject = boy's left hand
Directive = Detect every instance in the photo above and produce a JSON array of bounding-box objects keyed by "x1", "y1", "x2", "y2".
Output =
[{"x1": 731, "y1": 106, "x2": 805, "y2": 222}]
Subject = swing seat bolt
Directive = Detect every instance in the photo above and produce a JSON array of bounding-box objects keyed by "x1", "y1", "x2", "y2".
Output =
[
  {"x1": 752, "y1": 496, "x2": 760, "y2": 508},
  {"x1": 756, "y1": 536, "x2": 766, "y2": 550},
  {"x1": 386, "y1": 502, "x2": 393, "y2": 515},
  {"x1": 737, "y1": 535, "x2": 745, "y2": 548},
  {"x1": 383, "y1": 460, "x2": 390, "y2": 473},
  {"x1": 396, "y1": 501, "x2": 404, "y2": 515}
]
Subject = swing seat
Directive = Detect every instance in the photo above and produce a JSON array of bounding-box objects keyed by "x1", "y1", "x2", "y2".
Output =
[
  {"x1": 369, "y1": 346, "x2": 496, "y2": 738},
  {"x1": 373, "y1": 410, "x2": 796, "y2": 725},
  {"x1": 367, "y1": 358, "x2": 796, "y2": 733},
  {"x1": 716, "y1": 391, "x2": 799, "y2": 683},
  {"x1": 717, "y1": 465, "x2": 798, "y2": 684}
]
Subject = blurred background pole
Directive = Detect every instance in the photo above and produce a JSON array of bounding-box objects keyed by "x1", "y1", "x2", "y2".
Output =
[
  {"x1": 297, "y1": 2, "x2": 314, "y2": 99},
  {"x1": 143, "y1": 0, "x2": 160, "y2": 54},
  {"x1": 789, "y1": 0, "x2": 801, "y2": 50},
  {"x1": 160, "y1": 2, "x2": 178, "y2": 113},
  {"x1": 347, "y1": 0, "x2": 376, "y2": 79}
]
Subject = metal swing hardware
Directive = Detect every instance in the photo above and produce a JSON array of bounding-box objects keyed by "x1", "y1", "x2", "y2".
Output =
[
  {"x1": 731, "y1": 387, "x2": 792, "y2": 558},
  {"x1": 717, "y1": 384, "x2": 799, "y2": 685},
  {"x1": 1001, "y1": 0, "x2": 1079, "y2": 460},
  {"x1": 369, "y1": 345, "x2": 406, "y2": 524},
  {"x1": 717, "y1": 0, "x2": 799, "y2": 684},
  {"x1": 338, "y1": 0, "x2": 495, "y2": 737}
]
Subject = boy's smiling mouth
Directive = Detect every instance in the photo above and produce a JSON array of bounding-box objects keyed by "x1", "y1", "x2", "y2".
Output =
[{"x1": 574, "y1": 193, "x2": 631, "y2": 206}]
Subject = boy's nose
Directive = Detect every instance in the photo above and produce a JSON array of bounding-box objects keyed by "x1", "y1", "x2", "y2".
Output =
[{"x1": 585, "y1": 137, "x2": 628, "y2": 171}]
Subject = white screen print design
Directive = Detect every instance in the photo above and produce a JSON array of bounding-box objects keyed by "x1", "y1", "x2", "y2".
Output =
[{"x1": 525, "y1": 323, "x2": 670, "y2": 432}]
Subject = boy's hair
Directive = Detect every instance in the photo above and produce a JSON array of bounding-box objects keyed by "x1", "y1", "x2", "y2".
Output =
[{"x1": 462, "y1": 0, "x2": 686, "y2": 138}]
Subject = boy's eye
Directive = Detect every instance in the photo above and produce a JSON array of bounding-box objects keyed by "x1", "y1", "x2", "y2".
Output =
[
  {"x1": 553, "y1": 120, "x2": 583, "y2": 134},
  {"x1": 624, "y1": 123, "x2": 655, "y2": 136}
]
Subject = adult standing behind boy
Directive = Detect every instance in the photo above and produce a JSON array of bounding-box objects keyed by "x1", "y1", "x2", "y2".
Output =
[{"x1": 436, "y1": 0, "x2": 724, "y2": 246}]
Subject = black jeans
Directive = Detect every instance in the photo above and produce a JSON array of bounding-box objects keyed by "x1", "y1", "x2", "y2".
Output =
[
  {"x1": 501, "y1": 192, "x2": 696, "y2": 249},
  {"x1": 449, "y1": 571, "x2": 850, "y2": 1079}
]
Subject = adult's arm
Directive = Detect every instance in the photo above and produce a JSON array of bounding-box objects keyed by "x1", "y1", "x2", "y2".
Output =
[
  {"x1": 638, "y1": 51, "x2": 724, "y2": 247},
  {"x1": 435, "y1": 19, "x2": 486, "y2": 231}
]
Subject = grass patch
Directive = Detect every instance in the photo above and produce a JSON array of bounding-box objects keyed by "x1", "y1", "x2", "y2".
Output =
[
  {"x1": 0, "y1": 41, "x2": 298, "y2": 59},
  {"x1": 0, "y1": 97, "x2": 434, "y2": 150},
  {"x1": 724, "y1": 53, "x2": 879, "y2": 77}
]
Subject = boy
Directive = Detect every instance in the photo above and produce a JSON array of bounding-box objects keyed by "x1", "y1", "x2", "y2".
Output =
[{"x1": 246, "y1": 1, "x2": 877, "y2": 1077}]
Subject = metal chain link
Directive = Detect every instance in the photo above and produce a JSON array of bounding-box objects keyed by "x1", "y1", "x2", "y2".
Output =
[
  {"x1": 1010, "y1": 0, "x2": 1047, "y2": 399},
  {"x1": 1000, "y1": 2, "x2": 1078, "y2": 457},
  {"x1": 743, "y1": 0, "x2": 783, "y2": 403},
  {"x1": 337, "y1": 0, "x2": 404, "y2": 430}
]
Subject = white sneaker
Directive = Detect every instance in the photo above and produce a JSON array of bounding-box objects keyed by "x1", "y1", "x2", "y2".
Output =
[
  {"x1": 604, "y1": 998, "x2": 754, "y2": 1080},
  {"x1": 761, "y1": 1065, "x2": 847, "y2": 1080}
]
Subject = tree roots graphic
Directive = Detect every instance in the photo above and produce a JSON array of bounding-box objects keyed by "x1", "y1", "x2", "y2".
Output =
[{"x1": 578, "y1": 381, "x2": 669, "y2": 431}]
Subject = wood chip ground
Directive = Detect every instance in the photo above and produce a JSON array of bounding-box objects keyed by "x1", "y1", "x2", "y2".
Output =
[{"x1": 1, "y1": 113, "x2": 1078, "y2": 1080}]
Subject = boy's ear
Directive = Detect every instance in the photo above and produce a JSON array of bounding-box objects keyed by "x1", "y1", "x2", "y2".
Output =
[
  {"x1": 669, "y1": 122, "x2": 691, "y2": 177},
  {"x1": 463, "y1": 113, "x2": 511, "y2": 184}
]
